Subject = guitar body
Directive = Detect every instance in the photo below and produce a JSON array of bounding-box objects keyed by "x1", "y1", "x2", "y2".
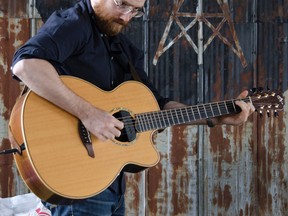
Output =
[{"x1": 9, "y1": 76, "x2": 160, "y2": 204}]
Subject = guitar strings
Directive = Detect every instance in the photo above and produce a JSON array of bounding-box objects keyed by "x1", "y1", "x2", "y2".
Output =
[
  {"x1": 115, "y1": 98, "x2": 252, "y2": 132},
  {"x1": 116, "y1": 98, "x2": 250, "y2": 124}
]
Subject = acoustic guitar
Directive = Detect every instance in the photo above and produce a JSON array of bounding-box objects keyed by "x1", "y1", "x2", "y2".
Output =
[{"x1": 8, "y1": 76, "x2": 284, "y2": 204}]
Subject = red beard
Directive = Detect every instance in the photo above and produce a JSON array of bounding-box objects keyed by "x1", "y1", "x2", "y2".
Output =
[
  {"x1": 93, "y1": 3, "x2": 129, "y2": 36},
  {"x1": 95, "y1": 16, "x2": 128, "y2": 36}
]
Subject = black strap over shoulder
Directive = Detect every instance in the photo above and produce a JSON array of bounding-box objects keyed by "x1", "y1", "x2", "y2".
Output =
[
  {"x1": 21, "y1": 85, "x2": 30, "y2": 96},
  {"x1": 108, "y1": 38, "x2": 142, "y2": 82}
]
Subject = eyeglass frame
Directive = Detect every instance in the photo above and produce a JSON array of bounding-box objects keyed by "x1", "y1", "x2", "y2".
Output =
[{"x1": 113, "y1": 0, "x2": 145, "y2": 18}]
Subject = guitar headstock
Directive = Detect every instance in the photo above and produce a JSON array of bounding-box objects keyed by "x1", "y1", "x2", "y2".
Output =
[{"x1": 249, "y1": 88, "x2": 285, "y2": 117}]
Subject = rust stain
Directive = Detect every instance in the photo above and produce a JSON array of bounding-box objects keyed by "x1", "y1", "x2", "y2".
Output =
[
  {"x1": 147, "y1": 153, "x2": 164, "y2": 214},
  {"x1": 258, "y1": 177, "x2": 273, "y2": 215},
  {"x1": 0, "y1": 17, "x2": 30, "y2": 197},
  {"x1": 240, "y1": 203, "x2": 255, "y2": 216},
  {"x1": 0, "y1": 1, "x2": 8, "y2": 17},
  {"x1": 256, "y1": 111, "x2": 286, "y2": 215},
  {"x1": 171, "y1": 126, "x2": 187, "y2": 165},
  {"x1": 209, "y1": 127, "x2": 232, "y2": 177},
  {"x1": 125, "y1": 173, "x2": 141, "y2": 214},
  {"x1": 170, "y1": 126, "x2": 189, "y2": 214},
  {"x1": 10, "y1": 0, "x2": 29, "y2": 18},
  {"x1": 213, "y1": 184, "x2": 232, "y2": 210},
  {"x1": 0, "y1": 139, "x2": 14, "y2": 197},
  {"x1": 147, "y1": 131, "x2": 168, "y2": 215},
  {"x1": 0, "y1": 17, "x2": 14, "y2": 198},
  {"x1": 0, "y1": 0, "x2": 28, "y2": 18},
  {"x1": 257, "y1": 119, "x2": 271, "y2": 214},
  {"x1": 0, "y1": 18, "x2": 30, "y2": 116}
]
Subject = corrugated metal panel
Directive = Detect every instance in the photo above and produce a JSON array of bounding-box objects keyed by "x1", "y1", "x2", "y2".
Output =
[
  {"x1": 147, "y1": 0, "x2": 287, "y2": 216},
  {"x1": 0, "y1": 0, "x2": 29, "y2": 18},
  {"x1": 0, "y1": 0, "x2": 32, "y2": 196},
  {"x1": 0, "y1": 0, "x2": 287, "y2": 216}
]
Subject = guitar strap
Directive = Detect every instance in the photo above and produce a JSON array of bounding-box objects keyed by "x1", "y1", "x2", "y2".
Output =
[
  {"x1": 106, "y1": 37, "x2": 143, "y2": 83},
  {"x1": 128, "y1": 60, "x2": 142, "y2": 82},
  {"x1": 20, "y1": 85, "x2": 29, "y2": 96}
]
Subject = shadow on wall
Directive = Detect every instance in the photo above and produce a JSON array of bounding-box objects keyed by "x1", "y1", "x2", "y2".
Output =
[{"x1": 36, "y1": 0, "x2": 80, "y2": 22}]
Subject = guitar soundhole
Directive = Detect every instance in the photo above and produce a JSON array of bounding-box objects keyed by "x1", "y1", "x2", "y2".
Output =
[{"x1": 113, "y1": 110, "x2": 136, "y2": 143}]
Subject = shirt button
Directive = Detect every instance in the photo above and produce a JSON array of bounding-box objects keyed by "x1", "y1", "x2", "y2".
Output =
[{"x1": 111, "y1": 56, "x2": 114, "y2": 60}]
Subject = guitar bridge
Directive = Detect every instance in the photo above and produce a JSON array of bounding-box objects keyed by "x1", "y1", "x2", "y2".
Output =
[{"x1": 78, "y1": 120, "x2": 95, "y2": 158}]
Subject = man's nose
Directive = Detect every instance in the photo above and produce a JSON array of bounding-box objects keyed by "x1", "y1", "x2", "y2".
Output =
[{"x1": 119, "y1": 13, "x2": 133, "y2": 23}]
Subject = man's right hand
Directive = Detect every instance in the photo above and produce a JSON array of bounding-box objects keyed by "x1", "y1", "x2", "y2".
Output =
[{"x1": 80, "y1": 106, "x2": 124, "y2": 142}]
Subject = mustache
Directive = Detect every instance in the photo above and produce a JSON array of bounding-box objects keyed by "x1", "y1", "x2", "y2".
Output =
[
  {"x1": 114, "y1": 19, "x2": 129, "y2": 26},
  {"x1": 114, "y1": 19, "x2": 129, "y2": 27}
]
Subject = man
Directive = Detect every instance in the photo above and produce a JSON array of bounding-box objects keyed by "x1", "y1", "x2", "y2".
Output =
[{"x1": 11, "y1": 0, "x2": 255, "y2": 215}]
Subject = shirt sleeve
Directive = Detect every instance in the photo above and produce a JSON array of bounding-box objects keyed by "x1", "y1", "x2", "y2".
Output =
[{"x1": 12, "y1": 8, "x2": 90, "y2": 69}]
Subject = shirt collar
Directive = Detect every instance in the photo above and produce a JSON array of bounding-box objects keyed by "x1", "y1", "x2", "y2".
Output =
[
  {"x1": 83, "y1": 0, "x2": 121, "y2": 43},
  {"x1": 83, "y1": 0, "x2": 95, "y2": 17}
]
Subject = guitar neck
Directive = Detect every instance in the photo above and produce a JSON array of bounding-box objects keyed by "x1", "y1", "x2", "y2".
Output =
[{"x1": 136, "y1": 97, "x2": 252, "y2": 132}]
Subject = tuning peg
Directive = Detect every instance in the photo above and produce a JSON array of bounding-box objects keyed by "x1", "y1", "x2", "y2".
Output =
[
  {"x1": 274, "y1": 111, "x2": 279, "y2": 117},
  {"x1": 259, "y1": 110, "x2": 263, "y2": 118},
  {"x1": 267, "y1": 110, "x2": 270, "y2": 118}
]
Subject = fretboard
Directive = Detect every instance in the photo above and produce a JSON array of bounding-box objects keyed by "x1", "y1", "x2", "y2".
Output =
[{"x1": 135, "y1": 97, "x2": 252, "y2": 132}]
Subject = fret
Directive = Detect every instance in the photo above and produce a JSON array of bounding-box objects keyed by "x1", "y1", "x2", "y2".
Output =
[
  {"x1": 196, "y1": 106, "x2": 201, "y2": 118},
  {"x1": 209, "y1": 103, "x2": 215, "y2": 117},
  {"x1": 231, "y1": 100, "x2": 242, "y2": 113},
  {"x1": 169, "y1": 109, "x2": 175, "y2": 125},
  {"x1": 203, "y1": 103, "x2": 214, "y2": 118},
  {"x1": 159, "y1": 111, "x2": 167, "y2": 129},
  {"x1": 199, "y1": 105, "x2": 206, "y2": 119},
  {"x1": 226, "y1": 100, "x2": 238, "y2": 113},
  {"x1": 191, "y1": 107, "x2": 196, "y2": 120},
  {"x1": 201, "y1": 106, "x2": 207, "y2": 118},
  {"x1": 211, "y1": 103, "x2": 220, "y2": 116},
  {"x1": 227, "y1": 100, "x2": 237, "y2": 113},
  {"x1": 135, "y1": 115, "x2": 143, "y2": 132},
  {"x1": 150, "y1": 112, "x2": 156, "y2": 129},
  {"x1": 143, "y1": 113, "x2": 150, "y2": 131},
  {"x1": 192, "y1": 106, "x2": 200, "y2": 120},
  {"x1": 231, "y1": 100, "x2": 237, "y2": 112},
  {"x1": 184, "y1": 107, "x2": 192, "y2": 122},
  {"x1": 202, "y1": 104, "x2": 208, "y2": 118},
  {"x1": 160, "y1": 111, "x2": 168, "y2": 127},
  {"x1": 170, "y1": 109, "x2": 176, "y2": 124},
  {"x1": 223, "y1": 102, "x2": 229, "y2": 114},
  {"x1": 216, "y1": 103, "x2": 222, "y2": 114},
  {"x1": 173, "y1": 109, "x2": 181, "y2": 124},
  {"x1": 156, "y1": 111, "x2": 163, "y2": 129},
  {"x1": 139, "y1": 114, "x2": 145, "y2": 131},
  {"x1": 179, "y1": 109, "x2": 186, "y2": 123},
  {"x1": 158, "y1": 111, "x2": 164, "y2": 127}
]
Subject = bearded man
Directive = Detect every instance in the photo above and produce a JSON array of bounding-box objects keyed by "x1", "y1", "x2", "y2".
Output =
[{"x1": 11, "y1": 0, "x2": 254, "y2": 215}]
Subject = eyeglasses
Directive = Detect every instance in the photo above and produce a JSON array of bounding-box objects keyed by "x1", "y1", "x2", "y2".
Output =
[{"x1": 113, "y1": 0, "x2": 145, "y2": 18}]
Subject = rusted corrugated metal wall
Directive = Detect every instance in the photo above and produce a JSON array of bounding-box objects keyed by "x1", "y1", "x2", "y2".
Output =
[
  {"x1": 0, "y1": 0, "x2": 31, "y2": 198},
  {"x1": 0, "y1": 0, "x2": 287, "y2": 216},
  {"x1": 146, "y1": 0, "x2": 288, "y2": 215}
]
